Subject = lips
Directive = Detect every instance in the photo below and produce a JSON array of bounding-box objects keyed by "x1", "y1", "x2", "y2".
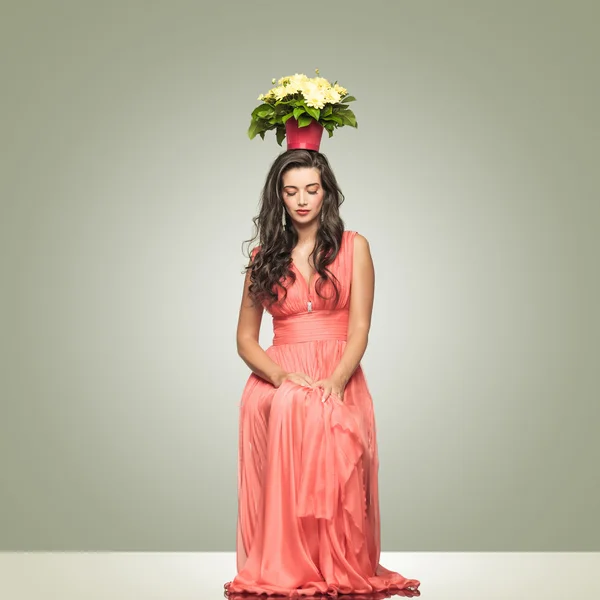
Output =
[{"x1": 296, "y1": 210, "x2": 310, "y2": 215}]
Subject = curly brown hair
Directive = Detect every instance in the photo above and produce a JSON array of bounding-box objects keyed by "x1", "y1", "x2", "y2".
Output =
[{"x1": 243, "y1": 149, "x2": 346, "y2": 309}]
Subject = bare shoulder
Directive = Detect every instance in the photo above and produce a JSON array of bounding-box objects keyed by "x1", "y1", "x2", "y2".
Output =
[
  {"x1": 352, "y1": 232, "x2": 372, "y2": 260},
  {"x1": 352, "y1": 232, "x2": 369, "y2": 248}
]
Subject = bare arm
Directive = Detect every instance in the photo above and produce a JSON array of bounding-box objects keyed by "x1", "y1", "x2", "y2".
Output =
[
  {"x1": 236, "y1": 264, "x2": 287, "y2": 387},
  {"x1": 330, "y1": 233, "x2": 375, "y2": 386}
]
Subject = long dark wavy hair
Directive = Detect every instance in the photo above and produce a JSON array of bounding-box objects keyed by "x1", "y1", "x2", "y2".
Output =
[{"x1": 243, "y1": 149, "x2": 346, "y2": 309}]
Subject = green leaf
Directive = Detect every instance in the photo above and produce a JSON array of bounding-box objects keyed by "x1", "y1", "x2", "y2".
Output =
[
  {"x1": 337, "y1": 109, "x2": 357, "y2": 127},
  {"x1": 345, "y1": 110, "x2": 357, "y2": 127},
  {"x1": 293, "y1": 106, "x2": 305, "y2": 119},
  {"x1": 304, "y1": 106, "x2": 320, "y2": 121},
  {"x1": 251, "y1": 103, "x2": 273, "y2": 118},
  {"x1": 341, "y1": 95, "x2": 356, "y2": 103},
  {"x1": 276, "y1": 126, "x2": 285, "y2": 146},
  {"x1": 298, "y1": 114, "x2": 313, "y2": 127},
  {"x1": 282, "y1": 112, "x2": 295, "y2": 124},
  {"x1": 248, "y1": 120, "x2": 259, "y2": 139},
  {"x1": 257, "y1": 107, "x2": 274, "y2": 119}
]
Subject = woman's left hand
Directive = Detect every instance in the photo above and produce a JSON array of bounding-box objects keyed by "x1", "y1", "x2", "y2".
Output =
[{"x1": 313, "y1": 376, "x2": 346, "y2": 403}]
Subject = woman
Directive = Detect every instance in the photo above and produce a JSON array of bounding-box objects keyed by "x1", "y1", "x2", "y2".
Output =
[{"x1": 224, "y1": 149, "x2": 420, "y2": 597}]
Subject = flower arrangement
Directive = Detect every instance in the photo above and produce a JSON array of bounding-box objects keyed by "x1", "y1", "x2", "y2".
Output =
[{"x1": 248, "y1": 69, "x2": 357, "y2": 147}]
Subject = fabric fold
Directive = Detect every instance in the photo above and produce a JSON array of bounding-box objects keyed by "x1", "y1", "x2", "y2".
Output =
[{"x1": 297, "y1": 386, "x2": 365, "y2": 524}]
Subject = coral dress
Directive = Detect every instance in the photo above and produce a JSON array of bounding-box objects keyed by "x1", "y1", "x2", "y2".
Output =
[{"x1": 224, "y1": 230, "x2": 420, "y2": 597}]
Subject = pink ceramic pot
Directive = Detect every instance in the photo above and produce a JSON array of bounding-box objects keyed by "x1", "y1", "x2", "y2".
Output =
[{"x1": 285, "y1": 117, "x2": 324, "y2": 151}]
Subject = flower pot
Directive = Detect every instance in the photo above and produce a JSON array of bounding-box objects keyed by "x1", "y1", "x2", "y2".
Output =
[{"x1": 285, "y1": 117, "x2": 324, "y2": 151}]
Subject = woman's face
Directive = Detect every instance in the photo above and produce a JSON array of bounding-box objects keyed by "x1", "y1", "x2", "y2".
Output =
[{"x1": 281, "y1": 167, "x2": 325, "y2": 229}]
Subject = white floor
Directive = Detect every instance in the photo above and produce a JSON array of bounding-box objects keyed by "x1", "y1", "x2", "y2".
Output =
[{"x1": 0, "y1": 552, "x2": 598, "y2": 599}]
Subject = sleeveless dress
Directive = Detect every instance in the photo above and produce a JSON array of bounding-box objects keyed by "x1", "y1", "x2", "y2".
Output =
[{"x1": 224, "y1": 230, "x2": 420, "y2": 597}]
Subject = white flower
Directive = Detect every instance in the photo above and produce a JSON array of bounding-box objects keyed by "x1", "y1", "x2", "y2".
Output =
[
  {"x1": 333, "y1": 83, "x2": 348, "y2": 96},
  {"x1": 301, "y1": 81, "x2": 327, "y2": 109},
  {"x1": 324, "y1": 87, "x2": 341, "y2": 104},
  {"x1": 273, "y1": 85, "x2": 291, "y2": 100}
]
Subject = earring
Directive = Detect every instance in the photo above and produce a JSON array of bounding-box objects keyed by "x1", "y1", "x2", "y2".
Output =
[{"x1": 282, "y1": 207, "x2": 286, "y2": 230}]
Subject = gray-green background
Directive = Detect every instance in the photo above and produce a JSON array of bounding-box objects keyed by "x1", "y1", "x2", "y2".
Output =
[{"x1": 1, "y1": 0, "x2": 598, "y2": 551}]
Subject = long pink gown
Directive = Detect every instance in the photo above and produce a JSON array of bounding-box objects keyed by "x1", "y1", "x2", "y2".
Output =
[{"x1": 224, "y1": 230, "x2": 420, "y2": 597}]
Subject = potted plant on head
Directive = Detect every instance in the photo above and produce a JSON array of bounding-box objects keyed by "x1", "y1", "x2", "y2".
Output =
[{"x1": 248, "y1": 69, "x2": 358, "y2": 151}]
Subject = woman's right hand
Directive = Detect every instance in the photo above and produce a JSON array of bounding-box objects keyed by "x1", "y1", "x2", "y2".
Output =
[{"x1": 275, "y1": 371, "x2": 315, "y2": 389}]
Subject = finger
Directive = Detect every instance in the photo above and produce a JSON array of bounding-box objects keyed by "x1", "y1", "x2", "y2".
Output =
[
  {"x1": 321, "y1": 388, "x2": 331, "y2": 403},
  {"x1": 292, "y1": 373, "x2": 307, "y2": 386}
]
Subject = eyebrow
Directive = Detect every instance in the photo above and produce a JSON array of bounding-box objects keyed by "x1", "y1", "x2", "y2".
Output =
[{"x1": 283, "y1": 182, "x2": 320, "y2": 189}]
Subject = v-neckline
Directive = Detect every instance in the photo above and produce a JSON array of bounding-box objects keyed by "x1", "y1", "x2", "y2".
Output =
[
  {"x1": 291, "y1": 260, "x2": 316, "y2": 291},
  {"x1": 290, "y1": 232, "x2": 346, "y2": 291}
]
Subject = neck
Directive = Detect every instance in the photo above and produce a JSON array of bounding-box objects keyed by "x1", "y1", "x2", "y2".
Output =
[{"x1": 293, "y1": 222, "x2": 319, "y2": 246}]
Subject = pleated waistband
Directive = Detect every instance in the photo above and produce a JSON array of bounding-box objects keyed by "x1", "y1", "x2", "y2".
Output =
[{"x1": 272, "y1": 309, "x2": 349, "y2": 345}]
